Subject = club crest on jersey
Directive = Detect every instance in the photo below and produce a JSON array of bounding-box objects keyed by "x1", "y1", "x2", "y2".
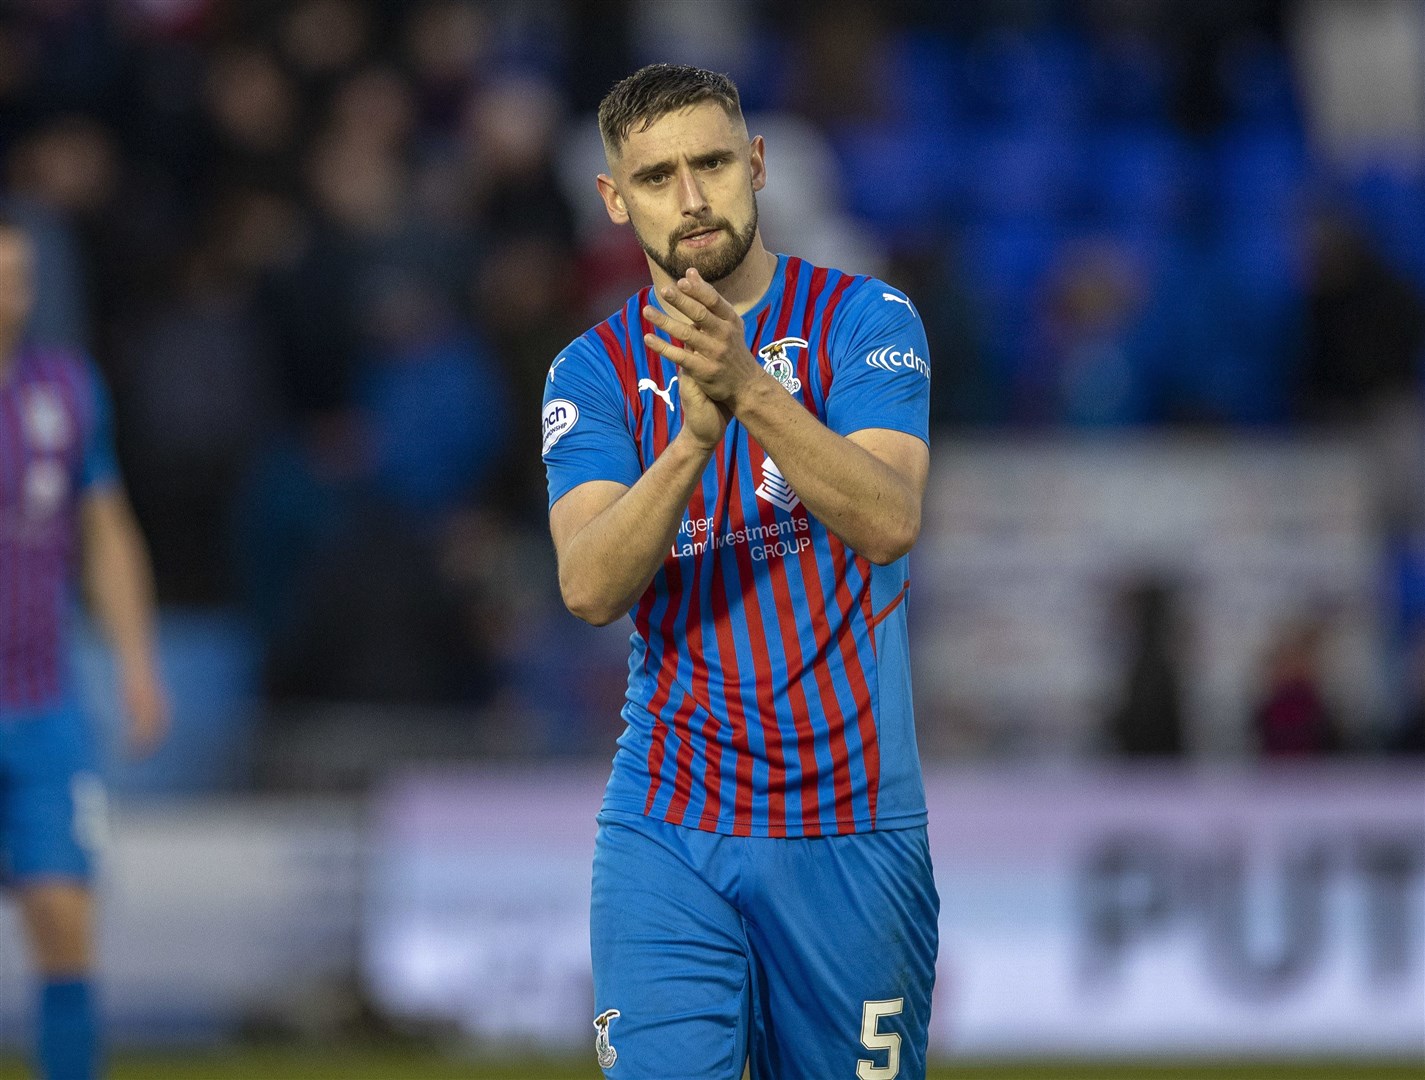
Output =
[
  {"x1": 22, "y1": 387, "x2": 71, "y2": 451},
  {"x1": 758, "y1": 337, "x2": 806, "y2": 395},
  {"x1": 593, "y1": 1008, "x2": 621, "y2": 1069},
  {"x1": 756, "y1": 457, "x2": 800, "y2": 512},
  {"x1": 542, "y1": 399, "x2": 578, "y2": 456}
]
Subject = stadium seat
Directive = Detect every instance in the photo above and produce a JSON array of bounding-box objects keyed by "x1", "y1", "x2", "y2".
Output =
[
  {"x1": 962, "y1": 126, "x2": 1087, "y2": 222},
  {"x1": 1089, "y1": 127, "x2": 1201, "y2": 228},
  {"x1": 1211, "y1": 124, "x2": 1309, "y2": 222}
]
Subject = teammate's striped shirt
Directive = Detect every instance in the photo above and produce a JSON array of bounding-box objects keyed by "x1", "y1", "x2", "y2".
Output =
[
  {"x1": 0, "y1": 347, "x2": 118, "y2": 713},
  {"x1": 543, "y1": 254, "x2": 931, "y2": 838}
]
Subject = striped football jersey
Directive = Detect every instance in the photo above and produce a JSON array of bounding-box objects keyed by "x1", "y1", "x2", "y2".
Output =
[
  {"x1": 544, "y1": 254, "x2": 930, "y2": 837},
  {"x1": 0, "y1": 348, "x2": 118, "y2": 711}
]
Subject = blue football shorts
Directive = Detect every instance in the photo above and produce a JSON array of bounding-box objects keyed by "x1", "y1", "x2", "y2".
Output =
[
  {"x1": 0, "y1": 703, "x2": 105, "y2": 886},
  {"x1": 590, "y1": 810, "x2": 940, "y2": 1080}
]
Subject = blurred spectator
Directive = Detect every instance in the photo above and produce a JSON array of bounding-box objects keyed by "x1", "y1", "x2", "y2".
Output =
[
  {"x1": 5, "y1": 116, "x2": 119, "y2": 352},
  {"x1": 462, "y1": 74, "x2": 576, "y2": 247},
  {"x1": 774, "y1": 0, "x2": 894, "y2": 128},
  {"x1": 1296, "y1": 211, "x2": 1425, "y2": 423},
  {"x1": 1105, "y1": 578, "x2": 1188, "y2": 757},
  {"x1": 459, "y1": 73, "x2": 582, "y2": 519},
  {"x1": 403, "y1": 0, "x2": 492, "y2": 135},
  {"x1": 264, "y1": 504, "x2": 489, "y2": 705},
  {"x1": 472, "y1": 235, "x2": 579, "y2": 522},
  {"x1": 1250, "y1": 616, "x2": 1345, "y2": 757},
  {"x1": 1389, "y1": 626, "x2": 1425, "y2": 755},
  {"x1": 1022, "y1": 235, "x2": 1157, "y2": 426},
  {"x1": 262, "y1": 117, "x2": 464, "y2": 420},
  {"x1": 202, "y1": 43, "x2": 303, "y2": 195},
  {"x1": 120, "y1": 227, "x2": 278, "y2": 605},
  {"x1": 358, "y1": 274, "x2": 511, "y2": 517},
  {"x1": 277, "y1": 0, "x2": 373, "y2": 96}
]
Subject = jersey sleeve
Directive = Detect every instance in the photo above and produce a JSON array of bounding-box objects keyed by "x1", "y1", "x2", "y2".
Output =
[
  {"x1": 823, "y1": 280, "x2": 931, "y2": 445},
  {"x1": 542, "y1": 337, "x2": 641, "y2": 508},
  {"x1": 79, "y1": 360, "x2": 121, "y2": 492}
]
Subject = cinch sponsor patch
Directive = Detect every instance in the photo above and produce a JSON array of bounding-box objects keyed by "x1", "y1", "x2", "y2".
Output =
[{"x1": 542, "y1": 398, "x2": 579, "y2": 455}]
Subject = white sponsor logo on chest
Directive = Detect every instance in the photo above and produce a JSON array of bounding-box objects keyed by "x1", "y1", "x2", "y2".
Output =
[
  {"x1": 755, "y1": 457, "x2": 800, "y2": 512},
  {"x1": 22, "y1": 386, "x2": 72, "y2": 451}
]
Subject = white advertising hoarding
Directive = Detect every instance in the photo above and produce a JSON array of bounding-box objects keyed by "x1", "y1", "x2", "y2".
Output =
[
  {"x1": 362, "y1": 764, "x2": 1425, "y2": 1057},
  {"x1": 915, "y1": 438, "x2": 1382, "y2": 759}
]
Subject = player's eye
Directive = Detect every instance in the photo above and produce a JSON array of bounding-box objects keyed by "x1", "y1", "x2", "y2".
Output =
[{"x1": 645, "y1": 173, "x2": 669, "y2": 186}]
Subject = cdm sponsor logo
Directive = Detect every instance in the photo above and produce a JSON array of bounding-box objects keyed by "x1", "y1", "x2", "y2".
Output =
[{"x1": 866, "y1": 344, "x2": 929, "y2": 379}]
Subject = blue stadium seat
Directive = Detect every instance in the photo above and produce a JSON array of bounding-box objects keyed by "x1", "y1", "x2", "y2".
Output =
[
  {"x1": 1089, "y1": 127, "x2": 1201, "y2": 227},
  {"x1": 1157, "y1": 237, "x2": 1300, "y2": 424},
  {"x1": 962, "y1": 126, "x2": 1087, "y2": 221},
  {"x1": 1219, "y1": 216, "x2": 1304, "y2": 301},
  {"x1": 958, "y1": 29, "x2": 1092, "y2": 128},
  {"x1": 1211, "y1": 124, "x2": 1309, "y2": 222},
  {"x1": 883, "y1": 31, "x2": 960, "y2": 127},
  {"x1": 832, "y1": 123, "x2": 964, "y2": 235},
  {"x1": 958, "y1": 219, "x2": 1065, "y2": 309}
]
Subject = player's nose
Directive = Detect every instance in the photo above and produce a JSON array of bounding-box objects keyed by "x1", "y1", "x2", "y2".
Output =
[{"x1": 676, "y1": 166, "x2": 708, "y2": 215}]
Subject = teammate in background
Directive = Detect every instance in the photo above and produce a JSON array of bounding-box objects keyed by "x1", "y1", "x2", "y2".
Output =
[
  {"x1": 542, "y1": 65, "x2": 938, "y2": 1078},
  {"x1": 0, "y1": 214, "x2": 169, "y2": 1079}
]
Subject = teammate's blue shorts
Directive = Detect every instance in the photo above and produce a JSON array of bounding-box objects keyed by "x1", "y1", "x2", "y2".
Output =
[
  {"x1": 0, "y1": 703, "x2": 105, "y2": 886},
  {"x1": 590, "y1": 810, "x2": 939, "y2": 1080}
]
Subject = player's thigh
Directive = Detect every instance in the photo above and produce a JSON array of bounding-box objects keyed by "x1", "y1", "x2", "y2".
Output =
[
  {"x1": 591, "y1": 817, "x2": 750, "y2": 1080},
  {"x1": 744, "y1": 826, "x2": 939, "y2": 1080}
]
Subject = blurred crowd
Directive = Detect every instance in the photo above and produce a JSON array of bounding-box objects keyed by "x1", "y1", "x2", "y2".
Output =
[{"x1": 2, "y1": 0, "x2": 1424, "y2": 763}]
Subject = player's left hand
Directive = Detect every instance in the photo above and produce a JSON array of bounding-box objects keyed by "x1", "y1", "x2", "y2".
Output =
[
  {"x1": 122, "y1": 664, "x2": 170, "y2": 759},
  {"x1": 642, "y1": 268, "x2": 765, "y2": 406}
]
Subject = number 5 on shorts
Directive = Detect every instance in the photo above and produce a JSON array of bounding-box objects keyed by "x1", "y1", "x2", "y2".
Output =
[{"x1": 857, "y1": 997, "x2": 904, "y2": 1080}]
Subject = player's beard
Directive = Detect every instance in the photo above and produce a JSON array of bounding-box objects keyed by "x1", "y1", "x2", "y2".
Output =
[{"x1": 635, "y1": 199, "x2": 759, "y2": 284}]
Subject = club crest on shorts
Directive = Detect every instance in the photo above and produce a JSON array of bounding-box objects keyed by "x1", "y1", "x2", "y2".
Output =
[
  {"x1": 758, "y1": 337, "x2": 807, "y2": 395},
  {"x1": 593, "y1": 1008, "x2": 621, "y2": 1069}
]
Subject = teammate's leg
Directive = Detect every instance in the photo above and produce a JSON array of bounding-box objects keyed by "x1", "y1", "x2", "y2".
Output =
[
  {"x1": 17, "y1": 881, "x2": 99, "y2": 1080},
  {"x1": 5, "y1": 708, "x2": 106, "y2": 1080},
  {"x1": 590, "y1": 814, "x2": 751, "y2": 1080},
  {"x1": 743, "y1": 827, "x2": 939, "y2": 1080}
]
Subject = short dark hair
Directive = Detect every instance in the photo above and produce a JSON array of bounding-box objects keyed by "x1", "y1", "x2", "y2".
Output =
[{"x1": 598, "y1": 64, "x2": 742, "y2": 157}]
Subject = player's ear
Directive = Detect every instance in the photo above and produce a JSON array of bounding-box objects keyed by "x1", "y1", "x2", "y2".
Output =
[
  {"x1": 749, "y1": 135, "x2": 766, "y2": 193},
  {"x1": 596, "y1": 174, "x2": 629, "y2": 225}
]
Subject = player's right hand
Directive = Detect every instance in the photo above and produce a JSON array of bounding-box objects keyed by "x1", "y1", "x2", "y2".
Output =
[{"x1": 676, "y1": 367, "x2": 730, "y2": 451}]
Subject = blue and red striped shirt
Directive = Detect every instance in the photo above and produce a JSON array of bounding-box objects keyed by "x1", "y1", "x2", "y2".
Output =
[
  {"x1": 0, "y1": 347, "x2": 118, "y2": 713},
  {"x1": 544, "y1": 255, "x2": 931, "y2": 838}
]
